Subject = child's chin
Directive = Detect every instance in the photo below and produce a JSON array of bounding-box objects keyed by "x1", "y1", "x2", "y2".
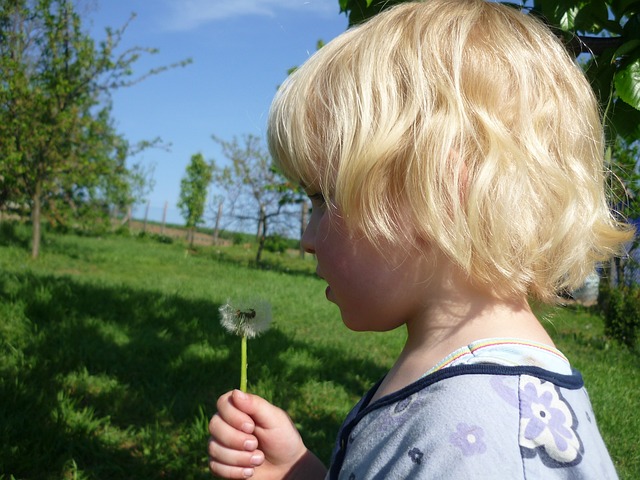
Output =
[{"x1": 339, "y1": 314, "x2": 370, "y2": 332}]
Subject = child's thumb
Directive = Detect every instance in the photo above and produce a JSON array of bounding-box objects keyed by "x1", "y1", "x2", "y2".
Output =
[{"x1": 231, "y1": 389, "x2": 286, "y2": 430}]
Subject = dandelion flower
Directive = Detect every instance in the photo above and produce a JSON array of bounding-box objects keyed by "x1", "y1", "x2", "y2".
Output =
[
  {"x1": 219, "y1": 299, "x2": 272, "y2": 338},
  {"x1": 219, "y1": 298, "x2": 272, "y2": 391}
]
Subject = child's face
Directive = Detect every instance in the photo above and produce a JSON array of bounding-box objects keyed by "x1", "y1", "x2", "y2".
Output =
[{"x1": 302, "y1": 193, "x2": 434, "y2": 332}]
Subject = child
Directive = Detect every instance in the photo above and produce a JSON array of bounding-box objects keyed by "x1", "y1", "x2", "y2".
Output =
[{"x1": 208, "y1": 1, "x2": 634, "y2": 478}]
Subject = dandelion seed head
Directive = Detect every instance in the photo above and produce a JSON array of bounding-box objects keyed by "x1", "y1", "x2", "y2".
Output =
[{"x1": 219, "y1": 298, "x2": 272, "y2": 339}]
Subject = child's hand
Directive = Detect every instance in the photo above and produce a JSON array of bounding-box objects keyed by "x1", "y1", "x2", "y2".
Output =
[{"x1": 208, "y1": 389, "x2": 326, "y2": 479}]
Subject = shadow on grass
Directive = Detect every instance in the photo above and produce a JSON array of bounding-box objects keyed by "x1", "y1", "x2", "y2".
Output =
[
  {"x1": 0, "y1": 271, "x2": 386, "y2": 479},
  {"x1": 0, "y1": 221, "x2": 32, "y2": 249}
]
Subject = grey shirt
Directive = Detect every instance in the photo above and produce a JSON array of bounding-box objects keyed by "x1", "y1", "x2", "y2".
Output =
[{"x1": 327, "y1": 365, "x2": 618, "y2": 479}]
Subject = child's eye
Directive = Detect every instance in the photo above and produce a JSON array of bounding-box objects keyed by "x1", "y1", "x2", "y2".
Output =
[{"x1": 308, "y1": 193, "x2": 326, "y2": 209}]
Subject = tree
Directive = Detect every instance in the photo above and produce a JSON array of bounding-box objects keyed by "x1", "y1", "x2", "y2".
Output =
[
  {"x1": 338, "y1": 0, "x2": 640, "y2": 144},
  {"x1": 177, "y1": 153, "x2": 213, "y2": 246},
  {"x1": 0, "y1": 0, "x2": 189, "y2": 258},
  {"x1": 211, "y1": 134, "x2": 301, "y2": 264},
  {"x1": 607, "y1": 138, "x2": 640, "y2": 284}
]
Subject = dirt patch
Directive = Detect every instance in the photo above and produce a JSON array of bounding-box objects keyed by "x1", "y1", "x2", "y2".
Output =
[{"x1": 128, "y1": 220, "x2": 231, "y2": 247}]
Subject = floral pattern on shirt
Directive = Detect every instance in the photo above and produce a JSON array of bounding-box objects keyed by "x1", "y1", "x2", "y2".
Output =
[
  {"x1": 518, "y1": 375, "x2": 583, "y2": 467},
  {"x1": 449, "y1": 422, "x2": 487, "y2": 456}
]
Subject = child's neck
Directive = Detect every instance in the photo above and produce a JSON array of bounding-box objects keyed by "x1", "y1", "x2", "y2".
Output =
[{"x1": 371, "y1": 280, "x2": 553, "y2": 403}]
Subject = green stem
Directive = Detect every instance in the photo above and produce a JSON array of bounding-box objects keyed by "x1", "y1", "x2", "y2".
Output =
[{"x1": 240, "y1": 335, "x2": 247, "y2": 392}]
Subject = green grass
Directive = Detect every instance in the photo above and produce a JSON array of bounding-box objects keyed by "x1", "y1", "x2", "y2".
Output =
[{"x1": 0, "y1": 223, "x2": 637, "y2": 479}]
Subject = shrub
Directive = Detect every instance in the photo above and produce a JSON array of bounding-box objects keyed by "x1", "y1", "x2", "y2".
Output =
[
  {"x1": 232, "y1": 233, "x2": 247, "y2": 245},
  {"x1": 114, "y1": 226, "x2": 131, "y2": 237},
  {"x1": 0, "y1": 221, "x2": 16, "y2": 241},
  {"x1": 264, "y1": 234, "x2": 288, "y2": 254},
  {"x1": 136, "y1": 231, "x2": 173, "y2": 244},
  {"x1": 152, "y1": 233, "x2": 173, "y2": 244},
  {"x1": 599, "y1": 284, "x2": 640, "y2": 348}
]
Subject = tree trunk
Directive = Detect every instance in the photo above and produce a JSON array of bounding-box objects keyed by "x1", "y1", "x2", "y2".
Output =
[
  {"x1": 255, "y1": 207, "x2": 267, "y2": 264},
  {"x1": 255, "y1": 208, "x2": 264, "y2": 242},
  {"x1": 110, "y1": 205, "x2": 118, "y2": 231},
  {"x1": 31, "y1": 181, "x2": 42, "y2": 259},
  {"x1": 161, "y1": 201, "x2": 167, "y2": 235},
  {"x1": 143, "y1": 200, "x2": 150, "y2": 233},
  {"x1": 212, "y1": 200, "x2": 223, "y2": 245},
  {"x1": 189, "y1": 226, "x2": 195, "y2": 247},
  {"x1": 614, "y1": 256, "x2": 623, "y2": 287}
]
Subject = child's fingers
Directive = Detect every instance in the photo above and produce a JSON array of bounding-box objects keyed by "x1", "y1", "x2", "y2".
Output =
[
  {"x1": 207, "y1": 438, "x2": 265, "y2": 478},
  {"x1": 208, "y1": 461, "x2": 255, "y2": 480},
  {"x1": 229, "y1": 389, "x2": 290, "y2": 431},
  {"x1": 209, "y1": 412, "x2": 258, "y2": 451},
  {"x1": 208, "y1": 455, "x2": 261, "y2": 479},
  {"x1": 215, "y1": 391, "x2": 257, "y2": 434}
]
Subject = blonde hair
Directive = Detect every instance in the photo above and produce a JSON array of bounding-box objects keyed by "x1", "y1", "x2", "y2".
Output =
[{"x1": 267, "y1": 0, "x2": 634, "y2": 302}]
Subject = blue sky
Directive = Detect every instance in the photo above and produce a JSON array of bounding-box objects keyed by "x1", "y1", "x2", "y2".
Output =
[{"x1": 86, "y1": 0, "x2": 349, "y2": 225}]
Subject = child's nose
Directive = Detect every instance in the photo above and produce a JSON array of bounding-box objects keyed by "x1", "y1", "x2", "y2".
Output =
[{"x1": 301, "y1": 220, "x2": 316, "y2": 254}]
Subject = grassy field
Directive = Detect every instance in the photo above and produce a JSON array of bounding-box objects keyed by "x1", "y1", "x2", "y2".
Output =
[{"x1": 0, "y1": 224, "x2": 638, "y2": 479}]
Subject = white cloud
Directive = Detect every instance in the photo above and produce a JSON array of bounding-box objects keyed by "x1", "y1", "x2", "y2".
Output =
[{"x1": 162, "y1": 0, "x2": 338, "y2": 31}]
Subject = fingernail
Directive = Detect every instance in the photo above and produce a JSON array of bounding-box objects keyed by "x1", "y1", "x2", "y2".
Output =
[
  {"x1": 235, "y1": 389, "x2": 248, "y2": 400},
  {"x1": 241, "y1": 422, "x2": 254, "y2": 434},
  {"x1": 243, "y1": 468, "x2": 254, "y2": 478},
  {"x1": 250, "y1": 454, "x2": 263, "y2": 466},
  {"x1": 244, "y1": 439, "x2": 258, "y2": 450}
]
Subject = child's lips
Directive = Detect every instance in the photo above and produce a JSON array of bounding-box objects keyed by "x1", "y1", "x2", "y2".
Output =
[{"x1": 315, "y1": 271, "x2": 332, "y2": 300}]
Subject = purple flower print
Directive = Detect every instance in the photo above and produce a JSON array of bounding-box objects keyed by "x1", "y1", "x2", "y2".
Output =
[
  {"x1": 519, "y1": 376, "x2": 582, "y2": 466},
  {"x1": 449, "y1": 423, "x2": 487, "y2": 456},
  {"x1": 408, "y1": 447, "x2": 424, "y2": 465}
]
